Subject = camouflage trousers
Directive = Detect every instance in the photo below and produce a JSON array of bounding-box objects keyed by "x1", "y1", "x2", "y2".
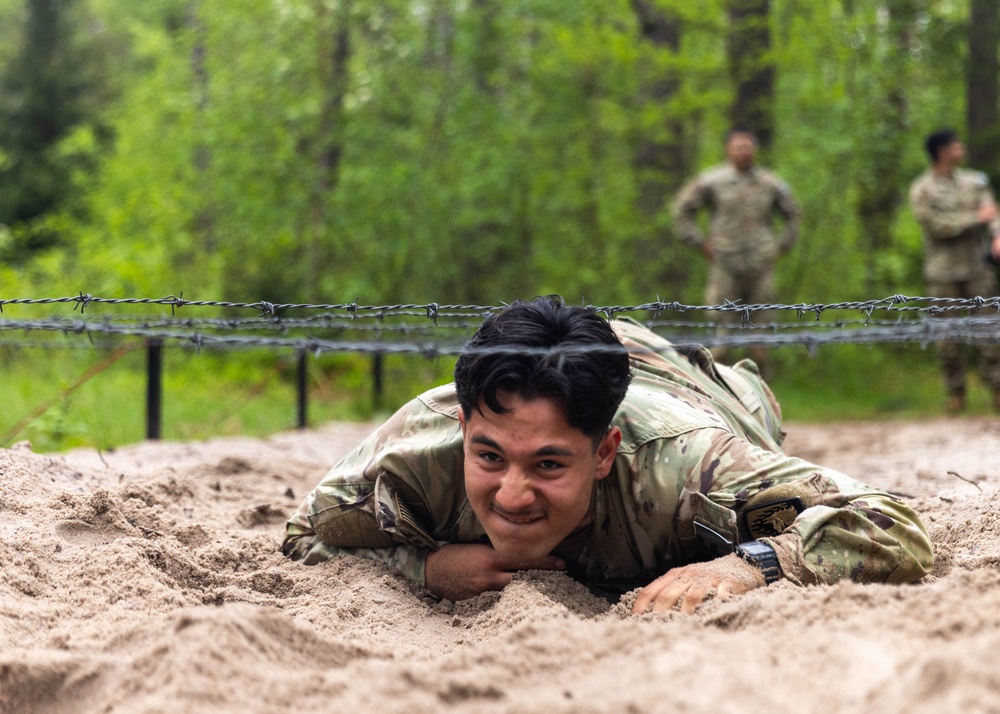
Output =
[
  {"x1": 927, "y1": 276, "x2": 1000, "y2": 395},
  {"x1": 704, "y1": 263, "x2": 776, "y2": 375}
]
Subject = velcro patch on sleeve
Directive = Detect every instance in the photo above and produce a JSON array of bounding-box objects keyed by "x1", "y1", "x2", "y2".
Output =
[{"x1": 742, "y1": 497, "x2": 806, "y2": 539}]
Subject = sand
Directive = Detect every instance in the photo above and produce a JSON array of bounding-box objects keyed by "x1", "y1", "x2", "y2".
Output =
[{"x1": 2, "y1": 416, "x2": 1000, "y2": 714}]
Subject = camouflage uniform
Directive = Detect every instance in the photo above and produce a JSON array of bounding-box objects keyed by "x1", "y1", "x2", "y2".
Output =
[
  {"x1": 672, "y1": 164, "x2": 801, "y2": 371},
  {"x1": 284, "y1": 319, "x2": 932, "y2": 595},
  {"x1": 908, "y1": 168, "x2": 1000, "y2": 398}
]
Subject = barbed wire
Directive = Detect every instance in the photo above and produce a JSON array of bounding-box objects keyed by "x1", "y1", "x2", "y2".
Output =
[
  {"x1": 0, "y1": 313, "x2": 485, "y2": 334},
  {"x1": 1, "y1": 293, "x2": 1000, "y2": 356},
  {"x1": 3, "y1": 311, "x2": 987, "y2": 333},
  {"x1": 2, "y1": 292, "x2": 1000, "y2": 320},
  {"x1": 0, "y1": 293, "x2": 497, "y2": 319}
]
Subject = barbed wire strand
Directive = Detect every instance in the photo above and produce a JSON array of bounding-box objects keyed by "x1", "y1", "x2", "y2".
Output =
[
  {"x1": 1, "y1": 294, "x2": 999, "y2": 356},
  {"x1": 2, "y1": 292, "x2": 999, "y2": 318}
]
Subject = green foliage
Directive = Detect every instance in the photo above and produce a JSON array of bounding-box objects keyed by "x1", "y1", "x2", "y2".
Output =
[
  {"x1": 3, "y1": 0, "x2": 971, "y2": 305},
  {"x1": 767, "y1": 342, "x2": 948, "y2": 421},
  {"x1": 0, "y1": 0, "x2": 116, "y2": 259},
  {"x1": 0, "y1": 0, "x2": 994, "y2": 443}
]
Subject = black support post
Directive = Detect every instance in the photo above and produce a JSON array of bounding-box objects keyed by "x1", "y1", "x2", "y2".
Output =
[
  {"x1": 146, "y1": 339, "x2": 163, "y2": 440},
  {"x1": 296, "y1": 350, "x2": 308, "y2": 430},
  {"x1": 372, "y1": 353, "x2": 384, "y2": 412}
]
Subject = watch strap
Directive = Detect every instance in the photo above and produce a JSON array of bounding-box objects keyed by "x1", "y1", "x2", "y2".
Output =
[{"x1": 735, "y1": 540, "x2": 780, "y2": 585}]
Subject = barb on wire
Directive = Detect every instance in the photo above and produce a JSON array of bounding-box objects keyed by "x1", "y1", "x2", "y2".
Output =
[
  {"x1": 3, "y1": 292, "x2": 1000, "y2": 321},
  {"x1": 1, "y1": 294, "x2": 1000, "y2": 358}
]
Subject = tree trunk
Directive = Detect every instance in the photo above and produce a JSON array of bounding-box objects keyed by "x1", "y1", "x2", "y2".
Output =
[
  {"x1": 0, "y1": 0, "x2": 83, "y2": 232},
  {"x1": 451, "y1": 0, "x2": 529, "y2": 303},
  {"x1": 853, "y1": 0, "x2": 917, "y2": 293},
  {"x1": 967, "y1": 0, "x2": 1000, "y2": 179},
  {"x1": 188, "y1": 2, "x2": 214, "y2": 255},
  {"x1": 471, "y1": 0, "x2": 499, "y2": 96},
  {"x1": 307, "y1": 0, "x2": 351, "y2": 299},
  {"x1": 726, "y1": 0, "x2": 774, "y2": 152},
  {"x1": 630, "y1": 0, "x2": 694, "y2": 297},
  {"x1": 631, "y1": 0, "x2": 686, "y2": 216}
]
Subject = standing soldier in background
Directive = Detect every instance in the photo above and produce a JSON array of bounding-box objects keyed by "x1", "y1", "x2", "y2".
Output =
[
  {"x1": 909, "y1": 129, "x2": 1000, "y2": 413},
  {"x1": 671, "y1": 127, "x2": 801, "y2": 376}
]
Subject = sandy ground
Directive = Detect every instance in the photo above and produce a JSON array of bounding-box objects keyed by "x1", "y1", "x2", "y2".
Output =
[{"x1": 2, "y1": 415, "x2": 1000, "y2": 714}]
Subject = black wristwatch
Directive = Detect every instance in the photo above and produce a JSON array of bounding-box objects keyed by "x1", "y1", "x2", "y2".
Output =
[{"x1": 735, "y1": 540, "x2": 781, "y2": 585}]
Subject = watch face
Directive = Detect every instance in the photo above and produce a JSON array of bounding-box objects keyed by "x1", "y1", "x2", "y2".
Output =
[
  {"x1": 737, "y1": 541, "x2": 780, "y2": 584},
  {"x1": 739, "y1": 541, "x2": 772, "y2": 558}
]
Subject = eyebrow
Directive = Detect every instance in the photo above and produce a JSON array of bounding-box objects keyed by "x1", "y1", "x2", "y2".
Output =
[{"x1": 469, "y1": 434, "x2": 576, "y2": 458}]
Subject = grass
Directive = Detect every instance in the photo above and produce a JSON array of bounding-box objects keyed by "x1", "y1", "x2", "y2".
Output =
[
  {"x1": 0, "y1": 343, "x2": 456, "y2": 452},
  {"x1": 766, "y1": 342, "x2": 994, "y2": 421},
  {"x1": 0, "y1": 339, "x2": 988, "y2": 453}
]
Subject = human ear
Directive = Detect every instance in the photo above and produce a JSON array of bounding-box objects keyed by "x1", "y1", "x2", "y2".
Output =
[{"x1": 594, "y1": 427, "x2": 622, "y2": 480}]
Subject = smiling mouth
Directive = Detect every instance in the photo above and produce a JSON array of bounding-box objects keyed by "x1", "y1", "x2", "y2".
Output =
[{"x1": 491, "y1": 506, "x2": 544, "y2": 524}]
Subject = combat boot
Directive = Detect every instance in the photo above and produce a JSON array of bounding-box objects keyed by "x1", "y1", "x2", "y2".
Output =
[{"x1": 946, "y1": 392, "x2": 966, "y2": 414}]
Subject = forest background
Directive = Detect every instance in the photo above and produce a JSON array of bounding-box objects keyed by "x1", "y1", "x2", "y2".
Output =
[{"x1": 1, "y1": 0, "x2": 999, "y2": 449}]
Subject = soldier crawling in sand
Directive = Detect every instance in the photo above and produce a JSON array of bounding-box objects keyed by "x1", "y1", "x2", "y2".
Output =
[{"x1": 283, "y1": 297, "x2": 932, "y2": 614}]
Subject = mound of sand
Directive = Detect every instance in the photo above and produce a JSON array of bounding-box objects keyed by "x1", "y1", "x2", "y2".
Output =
[{"x1": 2, "y1": 417, "x2": 999, "y2": 713}]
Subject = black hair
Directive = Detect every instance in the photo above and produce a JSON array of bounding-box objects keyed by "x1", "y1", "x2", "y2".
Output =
[
  {"x1": 453, "y1": 297, "x2": 632, "y2": 444},
  {"x1": 926, "y1": 129, "x2": 958, "y2": 162}
]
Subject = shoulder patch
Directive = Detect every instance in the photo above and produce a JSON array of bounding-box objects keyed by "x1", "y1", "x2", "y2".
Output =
[{"x1": 742, "y1": 497, "x2": 805, "y2": 539}]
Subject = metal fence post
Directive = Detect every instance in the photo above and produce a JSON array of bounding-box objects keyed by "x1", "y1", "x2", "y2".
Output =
[
  {"x1": 146, "y1": 339, "x2": 163, "y2": 440},
  {"x1": 296, "y1": 349, "x2": 308, "y2": 430},
  {"x1": 372, "y1": 352, "x2": 383, "y2": 412}
]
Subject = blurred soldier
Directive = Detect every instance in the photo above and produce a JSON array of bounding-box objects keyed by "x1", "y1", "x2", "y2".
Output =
[
  {"x1": 672, "y1": 127, "x2": 801, "y2": 376},
  {"x1": 909, "y1": 129, "x2": 1000, "y2": 413},
  {"x1": 284, "y1": 297, "x2": 932, "y2": 615}
]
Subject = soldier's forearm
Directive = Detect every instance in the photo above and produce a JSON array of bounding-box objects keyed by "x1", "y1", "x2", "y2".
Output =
[
  {"x1": 769, "y1": 493, "x2": 933, "y2": 586},
  {"x1": 671, "y1": 211, "x2": 702, "y2": 246},
  {"x1": 919, "y1": 210, "x2": 981, "y2": 240}
]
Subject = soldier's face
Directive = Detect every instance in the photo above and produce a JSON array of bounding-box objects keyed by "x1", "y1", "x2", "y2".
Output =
[
  {"x1": 459, "y1": 393, "x2": 620, "y2": 562},
  {"x1": 939, "y1": 140, "x2": 965, "y2": 165},
  {"x1": 726, "y1": 133, "x2": 757, "y2": 171}
]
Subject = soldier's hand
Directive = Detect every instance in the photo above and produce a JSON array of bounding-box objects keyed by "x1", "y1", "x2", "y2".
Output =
[
  {"x1": 425, "y1": 543, "x2": 565, "y2": 601},
  {"x1": 631, "y1": 554, "x2": 765, "y2": 616}
]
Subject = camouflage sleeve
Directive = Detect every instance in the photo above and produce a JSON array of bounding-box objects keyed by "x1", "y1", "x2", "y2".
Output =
[
  {"x1": 909, "y1": 180, "x2": 981, "y2": 241},
  {"x1": 671, "y1": 175, "x2": 709, "y2": 247},
  {"x1": 665, "y1": 428, "x2": 933, "y2": 586},
  {"x1": 773, "y1": 179, "x2": 801, "y2": 252},
  {"x1": 280, "y1": 389, "x2": 465, "y2": 587},
  {"x1": 282, "y1": 497, "x2": 428, "y2": 584},
  {"x1": 979, "y1": 179, "x2": 1000, "y2": 238}
]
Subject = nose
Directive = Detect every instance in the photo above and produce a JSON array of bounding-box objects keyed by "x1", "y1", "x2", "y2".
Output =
[{"x1": 494, "y1": 467, "x2": 536, "y2": 512}]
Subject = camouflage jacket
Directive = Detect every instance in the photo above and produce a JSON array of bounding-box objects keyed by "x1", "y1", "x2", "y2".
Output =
[
  {"x1": 908, "y1": 168, "x2": 1000, "y2": 283},
  {"x1": 671, "y1": 164, "x2": 801, "y2": 275},
  {"x1": 283, "y1": 319, "x2": 933, "y2": 595}
]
